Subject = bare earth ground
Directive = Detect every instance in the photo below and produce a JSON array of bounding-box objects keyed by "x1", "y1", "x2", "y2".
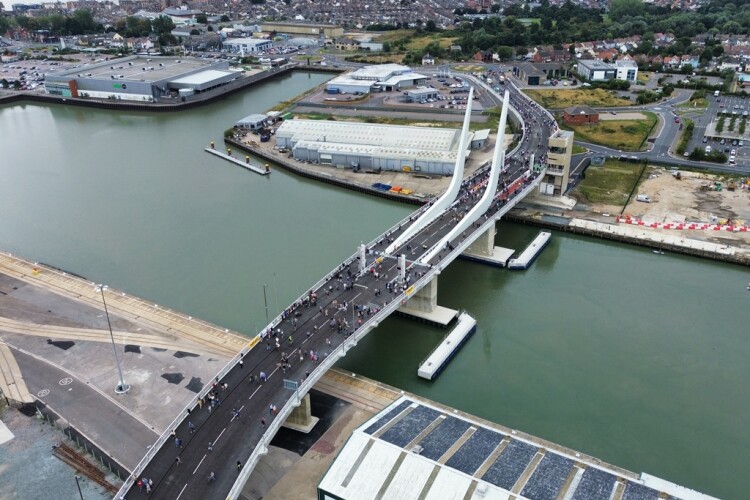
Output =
[{"x1": 589, "y1": 168, "x2": 750, "y2": 250}]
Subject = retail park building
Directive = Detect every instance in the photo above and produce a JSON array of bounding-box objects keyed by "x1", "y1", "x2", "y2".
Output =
[{"x1": 44, "y1": 56, "x2": 241, "y2": 101}]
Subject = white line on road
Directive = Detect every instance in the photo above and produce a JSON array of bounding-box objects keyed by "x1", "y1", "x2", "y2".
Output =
[
  {"x1": 175, "y1": 483, "x2": 188, "y2": 500},
  {"x1": 249, "y1": 385, "x2": 261, "y2": 400},
  {"x1": 354, "y1": 284, "x2": 368, "y2": 289},
  {"x1": 352, "y1": 292, "x2": 362, "y2": 302},
  {"x1": 213, "y1": 427, "x2": 227, "y2": 446},
  {"x1": 193, "y1": 454, "x2": 207, "y2": 474}
]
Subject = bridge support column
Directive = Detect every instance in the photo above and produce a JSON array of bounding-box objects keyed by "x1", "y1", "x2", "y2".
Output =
[
  {"x1": 283, "y1": 393, "x2": 319, "y2": 434},
  {"x1": 398, "y1": 276, "x2": 457, "y2": 327},
  {"x1": 461, "y1": 221, "x2": 515, "y2": 267}
]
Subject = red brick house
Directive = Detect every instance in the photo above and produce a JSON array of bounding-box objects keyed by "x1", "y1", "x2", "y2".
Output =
[{"x1": 563, "y1": 105, "x2": 599, "y2": 125}]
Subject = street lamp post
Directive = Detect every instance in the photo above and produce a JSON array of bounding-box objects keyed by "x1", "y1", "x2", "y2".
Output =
[
  {"x1": 95, "y1": 284, "x2": 130, "y2": 394},
  {"x1": 74, "y1": 475, "x2": 84, "y2": 500}
]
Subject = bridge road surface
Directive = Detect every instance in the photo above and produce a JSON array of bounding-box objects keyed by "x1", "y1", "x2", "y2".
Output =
[{"x1": 124, "y1": 82, "x2": 553, "y2": 500}]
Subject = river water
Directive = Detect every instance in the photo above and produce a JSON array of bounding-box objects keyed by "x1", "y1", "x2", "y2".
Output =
[{"x1": 1, "y1": 72, "x2": 748, "y2": 499}]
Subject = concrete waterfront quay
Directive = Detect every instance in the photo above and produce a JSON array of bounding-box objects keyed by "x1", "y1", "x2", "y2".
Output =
[{"x1": 0, "y1": 251, "x2": 247, "y2": 473}]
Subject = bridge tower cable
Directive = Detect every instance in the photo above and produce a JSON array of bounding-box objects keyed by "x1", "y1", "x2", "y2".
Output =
[
  {"x1": 420, "y1": 89, "x2": 510, "y2": 265},
  {"x1": 384, "y1": 87, "x2": 475, "y2": 256}
]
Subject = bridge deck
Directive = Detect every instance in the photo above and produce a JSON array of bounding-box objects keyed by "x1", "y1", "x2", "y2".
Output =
[{"x1": 119, "y1": 80, "x2": 557, "y2": 500}]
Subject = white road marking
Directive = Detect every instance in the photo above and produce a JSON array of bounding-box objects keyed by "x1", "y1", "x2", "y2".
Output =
[
  {"x1": 193, "y1": 454, "x2": 207, "y2": 474},
  {"x1": 213, "y1": 427, "x2": 227, "y2": 446},
  {"x1": 249, "y1": 386, "x2": 261, "y2": 400},
  {"x1": 175, "y1": 484, "x2": 188, "y2": 500},
  {"x1": 354, "y1": 283, "x2": 368, "y2": 289}
]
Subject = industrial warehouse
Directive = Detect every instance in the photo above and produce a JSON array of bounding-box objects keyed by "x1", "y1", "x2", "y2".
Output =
[
  {"x1": 325, "y1": 64, "x2": 429, "y2": 95},
  {"x1": 43, "y1": 56, "x2": 242, "y2": 101},
  {"x1": 318, "y1": 398, "x2": 711, "y2": 500},
  {"x1": 275, "y1": 119, "x2": 487, "y2": 174}
]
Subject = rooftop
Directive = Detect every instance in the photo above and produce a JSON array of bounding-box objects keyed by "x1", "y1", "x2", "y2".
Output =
[
  {"x1": 319, "y1": 397, "x2": 719, "y2": 500},
  {"x1": 47, "y1": 56, "x2": 217, "y2": 83},
  {"x1": 276, "y1": 119, "x2": 461, "y2": 152},
  {"x1": 222, "y1": 38, "x2": 272, "y2": 47},
  {"x1": 565, "y1": 105, "x2": 598, "y2": 115},
  {"x1": 169, "y1": 69, "x2": 236, "y2": 86},
  {"x1": 577, "y1": 59, "x2": 615, "y2": 70},
  {"x1": 350, "y1": 63, "x2": 412, "y2": 80}
]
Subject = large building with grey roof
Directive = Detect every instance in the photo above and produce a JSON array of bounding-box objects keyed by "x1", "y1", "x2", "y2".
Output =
[
  {"x1": 43, "y1": 55, "x2": 241, "y2": 102},
  {"x1": 318, "y1": 397, "x2": 717, "y2": 500},
  {"x1": 326, "y1": 64, "x2": 428, "y2": 95},
  {"x1": 275, "y1": 119, "x2": 478, "y2": 175}
]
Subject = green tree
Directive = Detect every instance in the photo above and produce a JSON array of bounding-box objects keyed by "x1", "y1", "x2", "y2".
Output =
[
  {"x1": 382, "y1": 42, "x2": 391, "y2": 53},
  {"x1": 425, "y1": 20, "x2": 437, "y2": 32},
  {"x1": 490, "y1": 4, "x2": 500, "y2": 13},
  {"x1": 190, "y1": 28, "x2": 200, "y2": 35},
  {"x1": 0, "y1": 16, "x2": 11, "y2": 36},
  {"x1": 196, "y1": 14, "x2": 208, "y2": 24},
  {"x1": 609, "y1": 0, "x2": 645, "y2": 22},
  {"x1": 152, "y1": 15, "x2": 175, "y2": 36},
  {"x1": 220, "y1": 15, "x2": 230, "y2": 23}
]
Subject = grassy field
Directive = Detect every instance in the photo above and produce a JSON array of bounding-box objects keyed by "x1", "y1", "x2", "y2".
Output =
[
  {"x1": 453, "y1": 64, "x2": 486, "y2": 73},
  {"x1": 677, "y1": 97, "x2": 708, "y2": 109},
  {"x1": 290, "y1": 55, "x2": 322, "y2": 63},
  {"x1": 636, "y1": 72, "x2": 652, "y2": 84},
  {"x1": 563, "y1": 112, "x2": 657, "y2": 151},
  {"x1": 572, "y1": 144, "x2": 588, "y2": 154},
  {"x1": 344, "y1": 53, "x2": 405, "y2": 64},
  {"x1": 406, "y1": 36, "x2": 458, "y2": 51},
  {"x1": 573, "y1": 160, "x2": 646, "y2": 205},
  {"x1": 525, "y1": 88, "x2": 631, "y2": 108}
]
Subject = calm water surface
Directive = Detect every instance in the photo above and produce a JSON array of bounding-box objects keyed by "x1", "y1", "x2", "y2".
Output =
[{"x1": 1, "y1": 72, "x2": 748, "y2": 498}]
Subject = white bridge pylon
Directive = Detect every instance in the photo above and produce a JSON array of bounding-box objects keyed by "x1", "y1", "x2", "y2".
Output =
[
  {"x1": 384, "y1": 87, "x2": 475, "y2": 256},
  {"x1": 420, "y1": 89, "x2": 510, "y2": 265}
]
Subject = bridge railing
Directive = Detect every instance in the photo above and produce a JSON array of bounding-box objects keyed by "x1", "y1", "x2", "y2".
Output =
[{"x1": 113, "y1": 188, "x2": 436, "y2": 499}]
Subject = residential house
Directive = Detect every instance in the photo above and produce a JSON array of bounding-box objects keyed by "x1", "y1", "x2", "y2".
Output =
[
  {"x1": 473, "y1": 50, "x2": 493, "y2": 63},
  {"x1": 334, "y1": 37, "x2": 360, "y2": 51},
  {"x1": 421, "y1": 53, "x2": 435, "y2": 65}
]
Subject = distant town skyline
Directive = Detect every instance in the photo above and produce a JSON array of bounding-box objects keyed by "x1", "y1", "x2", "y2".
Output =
[{"x1": 4, "y1": 0, "x2": 113, "y2": 10}]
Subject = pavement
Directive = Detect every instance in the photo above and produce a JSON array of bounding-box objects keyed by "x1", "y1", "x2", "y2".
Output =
[
  {"x1": 0, "y1": 252, "x2": 249, "y2": 473},
  {"x1": 0, "y1": 401, "x2": 114, "y2": 500}
]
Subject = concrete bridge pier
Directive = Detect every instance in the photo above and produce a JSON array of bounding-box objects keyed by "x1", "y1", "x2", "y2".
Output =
[
  {"x1": 283, "y1": 393, "x2": 319, "y2": 434},
  {"x1": 398, "y1": 276, "x2": 457, "y2": 327},
  {"x1": 461, "y1": 221, "x2": 515, "y2": 267}
]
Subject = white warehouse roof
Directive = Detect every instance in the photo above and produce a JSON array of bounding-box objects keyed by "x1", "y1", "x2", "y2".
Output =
[
  {"x1": 169, "y1": 69, "x2": 237, "y2": 86},
  {"x1": 351, "y1": 63, "x2": 412, "y2": 80},
  {"x1": 276, "y1": 119, "x2": 464, "y2": 152}
]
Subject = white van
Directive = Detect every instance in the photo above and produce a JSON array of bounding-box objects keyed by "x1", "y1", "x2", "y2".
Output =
[
  {"x1": 705, "y1": 145, "x2": 712, "y2": 154},
  {"x1": 636, "y1": 194, "x2": 652, "y2": 203},
  {"x1": 714, "y1": 90, "x2": 720, "y2": 97}
]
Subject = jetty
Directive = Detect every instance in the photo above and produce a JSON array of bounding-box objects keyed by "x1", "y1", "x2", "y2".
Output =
[
  {"x1": 205, "y1": 144, "x2": 269, "y2": 175},
  {"x1": 508, "y1": 231, "x2": 551, "y2": 270},
  {"x1": 418, "y1": 311, "x2": 477, "y2": 380}
]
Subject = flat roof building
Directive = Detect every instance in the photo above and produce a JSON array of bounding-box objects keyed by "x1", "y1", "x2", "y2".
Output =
[
  {"x1": 576, "y1": 59, "x2": 617, "y2": 81},
  {"x1": 222, "y1": 38, "x2": 273, "y2": 54},
  {"x1": 326, "y1": 64, "x2": 428, "y2": 95},
  {"x1": 406, "y1": 87, "x2": 439, "y2": 102},
  {"x1": 615, "y1": 59, "x2": 639, "y2": 82},
  {"x1": 44, "y1": 55, "x2": 240, "y2": 101},
  {"x1": 236, "y1": 113, "x2": 269, "y2": 130},
  {"x1": 261, "y1": 21, "x2": 343, "y2": 38},
  {"x1": 275, "y1": 119, "x2": 475, "y2": 175},
  {"x1": 319, "y1": 397, "x2": 718, "y2": 500}
]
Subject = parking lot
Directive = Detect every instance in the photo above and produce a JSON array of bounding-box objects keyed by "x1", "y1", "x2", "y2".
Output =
[{"x1": 683, "y1": 92, "x2": 750, "y2": 167}]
